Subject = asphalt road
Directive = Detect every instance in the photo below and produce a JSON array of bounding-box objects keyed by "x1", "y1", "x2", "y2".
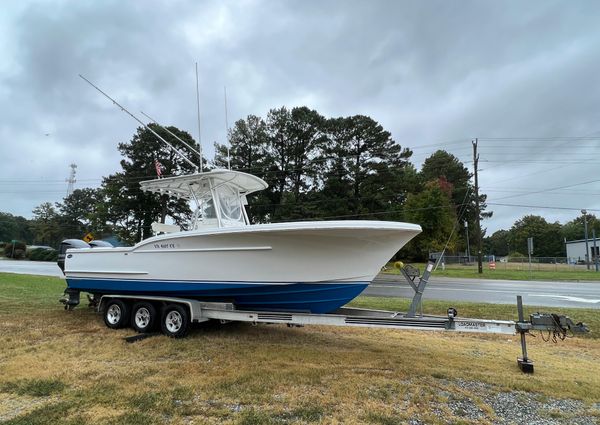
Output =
[
  {"x1": 1, "y1": 259, "x2": 599, "y2": 309},
  {"x1": 0, "y1": 258, "x2": 64, "y2": 277},
  {"x1": 367, "y1": 274, "x2": 600, "y2": 309}
]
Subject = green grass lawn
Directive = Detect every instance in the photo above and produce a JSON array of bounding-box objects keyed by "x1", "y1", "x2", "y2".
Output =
[
  {"x1": 385, "y1": 262, "x2": 600, "y2": 281},
  {"x1": 0, "y1": 272, "x2": 599, "y2": 424}
]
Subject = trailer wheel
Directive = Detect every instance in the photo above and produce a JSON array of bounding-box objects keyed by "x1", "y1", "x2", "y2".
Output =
[
  {"x1": 132, "y1": 302, "x2": 157, "y2": 333},
  {"x1": 161, "y1": 304, "x2": 190, "y2": 338},
  {"x1": 103, "y1": 299, "x2": 129, "y2": 329}
]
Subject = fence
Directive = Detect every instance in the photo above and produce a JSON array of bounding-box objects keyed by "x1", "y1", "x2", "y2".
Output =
[{"x1": 428, "y1": 253, "x2": 593, "y2": 272}]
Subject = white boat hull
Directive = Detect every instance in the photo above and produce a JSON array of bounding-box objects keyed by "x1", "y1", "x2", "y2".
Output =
[{"x1": 65, "y1": 221, "x2": 421, "y2": 313}]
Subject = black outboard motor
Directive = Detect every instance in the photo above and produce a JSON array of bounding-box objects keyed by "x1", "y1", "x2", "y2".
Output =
[
  {"x1": 58, "y1": 239, "x2": 91, "y2": 310},
  {"x1": 57, "y1": 239, "x2": 91, "y2": 274},
  {"x1": 89, "y1": 240, "x2": 114, "y2": 248}
]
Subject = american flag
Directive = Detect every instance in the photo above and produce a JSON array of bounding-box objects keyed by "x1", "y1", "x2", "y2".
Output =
[{"x1": 154, "y1": 159, "x2": 163, "y2": 178}]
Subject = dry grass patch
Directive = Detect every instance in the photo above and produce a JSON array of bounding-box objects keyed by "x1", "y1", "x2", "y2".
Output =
[{"x1": 1, "y1": 273, "x2": 599, "y2": 424}]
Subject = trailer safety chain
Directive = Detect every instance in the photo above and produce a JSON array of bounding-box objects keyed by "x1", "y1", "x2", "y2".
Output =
[{"x1": 537, "y1": 313, "x2": 573, "y2": 343}]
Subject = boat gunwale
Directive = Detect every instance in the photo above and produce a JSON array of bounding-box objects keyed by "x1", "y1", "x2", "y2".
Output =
[{"x1": 65, "y1": 220, "x2": 422, "y2": 254}]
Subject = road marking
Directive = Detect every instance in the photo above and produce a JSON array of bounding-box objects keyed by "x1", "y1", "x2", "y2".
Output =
[{"x1": 528, "y1": 294, "x2": 600, "y2": 304}]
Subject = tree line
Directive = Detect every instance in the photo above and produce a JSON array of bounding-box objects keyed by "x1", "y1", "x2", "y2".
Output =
[
  {"x1": 484, "y1": 214, "x2": 600, "y2": 258},
  {"x1": 3, "y1": 105, "x2": 494, "y2": 259}
]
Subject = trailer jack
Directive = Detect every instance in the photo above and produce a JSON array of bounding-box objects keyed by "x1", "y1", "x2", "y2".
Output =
[{"x1": 514, "y1": 295, "x2": 589, "y2": 373}]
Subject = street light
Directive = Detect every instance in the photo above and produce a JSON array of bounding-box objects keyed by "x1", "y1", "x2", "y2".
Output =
[{"x1": 582, "y1": 209, "x2": 590, "y2": 271}]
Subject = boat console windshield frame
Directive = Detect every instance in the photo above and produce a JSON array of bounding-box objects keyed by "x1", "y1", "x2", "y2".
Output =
[{"x1": 140, "y1": 169, "x2": 268, "y2": 230}]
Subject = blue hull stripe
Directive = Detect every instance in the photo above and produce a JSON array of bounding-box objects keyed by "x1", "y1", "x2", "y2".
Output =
[{"x1": 66, "y1": 278, "x2": 369, "y2": 314}]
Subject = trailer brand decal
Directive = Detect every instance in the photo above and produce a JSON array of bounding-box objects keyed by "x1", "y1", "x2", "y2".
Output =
[{"x1": 457, "y1": 321, "x2": 485, "y2": 330}]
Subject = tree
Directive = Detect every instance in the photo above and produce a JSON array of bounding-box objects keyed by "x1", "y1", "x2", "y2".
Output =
[
  {"x1": 327, "y1": 115, "x2": 413, "y2": 220},
  {"x1": 217, "y1": 108, "x2": 414, "y2": 224},
  {"x1": 420, "y1": 150, "x2": 492, "y2": 253},
  {"x1": 402, "y1": 180, "x2": 457, "y2": 260},
  {"x1": 562, "y1": 213, "x2": 600, "y2": 242},
  {"x1": 484, "y1": 229, "x2": 510, "y2": 256},
  {"x1": 508, "y1": 215, "x2": 564, "y2": 257},
  {"x1": 56, "y1": 188, "x2": 108, "y2": 239},
  {"x1": 0, "y1": 212, "x2": 33, "y2": 243},
  {"x1": 30, "y1": 202, "x2": 62, "y2": 247},
  {"x1": 215, "y1": 113, "x2": 277, "y2": 222},
  {"x1": 102, "y1": 124, "x2": 203, "y2": 243}
]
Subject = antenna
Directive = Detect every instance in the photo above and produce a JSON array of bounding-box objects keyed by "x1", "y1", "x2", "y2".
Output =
[
  {"x1": 78, "y1": 74, "x2": 198, "y2": 172},
  {"x1": 224, "y1": 86, "x2": 231, "y2": 170},
  {"x1": 140, "y1": 111, "x2": 201, "y2": 157},
  {"x1": 195, "y1": 62, "x2": 203, "y2": 172},
  {"x1": 66, "y1": 163, "x2": 77, "y2": 196}
]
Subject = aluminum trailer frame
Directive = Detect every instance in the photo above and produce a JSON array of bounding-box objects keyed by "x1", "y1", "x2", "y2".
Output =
[
  {"x1": 97, "y1": 292, "x2": 587, "y2": 374},
  {"x1": 75, "y1": 260, "x2": 588, "y2": 374},
  {"x1": 97, "y1": 295, "x2": 515, "y2": 334}
]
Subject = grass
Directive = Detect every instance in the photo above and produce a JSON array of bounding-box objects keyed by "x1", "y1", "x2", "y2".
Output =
[
  {"x1": 385, "y1": 262, "x2": 600, "y2": 281},
  {"x1": 0, "y1": 272, "x2": 599, "y2": 424}
]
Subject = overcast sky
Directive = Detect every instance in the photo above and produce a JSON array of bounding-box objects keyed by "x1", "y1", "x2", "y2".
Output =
[{"x1": 1, "y1": 0, "x2": 600, "y2": 233}]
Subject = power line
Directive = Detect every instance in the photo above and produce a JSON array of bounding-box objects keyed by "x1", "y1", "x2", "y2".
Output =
[
  {"x1": 491, "y1": 177, "x2": 600, "y2": 202},
  {"x1": 488, "y1": 202, "x2": 600, "y2": 212}
]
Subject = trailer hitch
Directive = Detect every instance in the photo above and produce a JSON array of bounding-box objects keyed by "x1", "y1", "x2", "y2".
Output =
[{"x1": 514, "y1": 295, "x2": 589, "y2": 373}]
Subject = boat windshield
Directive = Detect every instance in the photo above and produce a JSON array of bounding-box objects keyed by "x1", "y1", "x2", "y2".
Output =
[
  {"x1": 216, "y1": 185, "x2": 245, "y2": 227},
  {"x1": 200, "y1": 197, "x2": 217, "y2": 220},
  {"x1": 139, "y1": 170, "x2": 265, "y2": 230}
]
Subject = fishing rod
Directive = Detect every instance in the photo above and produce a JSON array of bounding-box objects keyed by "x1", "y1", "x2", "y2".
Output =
[
  {"x1": 140, "y1": 111, "x2": 202, "y2": 158},
  {"x1": 78, "y1": 74, "x2": 199, "y2": 172}
]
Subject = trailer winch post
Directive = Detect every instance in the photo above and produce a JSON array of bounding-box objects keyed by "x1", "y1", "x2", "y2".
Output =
[
  {"x1": 516, "y1": 295, "x2": 534, "y2": 373},
  {"x1": 405, "y1": 260, "x2": 434, "y2": 318}
]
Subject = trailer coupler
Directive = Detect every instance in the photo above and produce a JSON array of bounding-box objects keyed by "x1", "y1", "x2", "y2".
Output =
[{"x1": 514, "y1": 295, "x2": 589, "y2": 373}]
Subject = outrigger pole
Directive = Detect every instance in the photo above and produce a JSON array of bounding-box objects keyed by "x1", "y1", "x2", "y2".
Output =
[{"x1": 78, "y1": 74, "x2": 199, "y2": 172}]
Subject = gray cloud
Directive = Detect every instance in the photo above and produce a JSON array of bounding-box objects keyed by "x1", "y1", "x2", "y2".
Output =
[{"x1": 1, "y1": 0, "x2": 600, "y2": 233}]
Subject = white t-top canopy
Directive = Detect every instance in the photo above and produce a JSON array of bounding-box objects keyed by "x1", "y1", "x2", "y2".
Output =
[{"x1": 139, "y1": 169, "x2": 268, "y2": 200}]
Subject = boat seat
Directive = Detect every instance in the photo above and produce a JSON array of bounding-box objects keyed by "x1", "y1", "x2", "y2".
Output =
[{"x1": 151, "y1": 222, "x2": 181, "y2": 235}]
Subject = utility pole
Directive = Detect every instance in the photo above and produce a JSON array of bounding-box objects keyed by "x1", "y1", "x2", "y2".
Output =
[
  {"x1": 593, "y1": 229, "x2": 598, "y2": 272},
  {"x1": 472, "y1": 139, "x2": 483, "y2": 274},
  {"x1": 582, "y1": 209, "x2": 590, "y2": 270},
  {"x1": 464, "y1": 221, "x2": 471, "y2": 262}
]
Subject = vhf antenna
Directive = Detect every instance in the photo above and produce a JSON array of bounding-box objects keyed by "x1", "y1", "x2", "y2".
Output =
[
  {"x1": 78, "y1": 74, "x2": 198, "y2": 172},
  {"x1": 224, "y1": 86, "x2": 231, "y2": 170},
  {"x1": 195, "y1": 62, "x2": 203, "y2": 172}
]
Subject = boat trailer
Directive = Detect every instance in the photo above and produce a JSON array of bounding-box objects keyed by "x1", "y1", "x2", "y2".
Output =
[{"x1": 64, "y1": 261, "x2": 589, "y2": 374}]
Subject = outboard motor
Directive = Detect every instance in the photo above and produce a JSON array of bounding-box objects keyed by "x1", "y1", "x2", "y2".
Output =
[
  {"x1": 57, "y1": 239, "x2": 91, "y2": 274},
  {"x1": 89, "y1": 240, "x2": 114, "y2": 248}
]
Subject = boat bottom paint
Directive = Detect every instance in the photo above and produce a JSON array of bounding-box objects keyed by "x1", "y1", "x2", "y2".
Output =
[{"x1": 66, "y1": 278, "x2": 369, "y2": 314}]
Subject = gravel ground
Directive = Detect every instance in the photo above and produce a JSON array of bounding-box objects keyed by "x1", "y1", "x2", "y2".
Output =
[{"x1": 438, "y1": 379, "x2": 599, "y2": 424}]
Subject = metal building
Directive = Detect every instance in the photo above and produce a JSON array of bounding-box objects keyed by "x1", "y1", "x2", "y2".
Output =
[{"x1": 565, "y1": 238, "x2": 600, "y2": 264}]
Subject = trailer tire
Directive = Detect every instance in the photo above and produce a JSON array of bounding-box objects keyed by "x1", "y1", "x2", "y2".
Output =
[
  {"x1": 161, "y1": 304, "x2": 190, "y2": 338},
  {"x1": 132, "y1": 302, "x2": 158, "y2": 333},
  {"x1": 103, "y1": 299, "x2": 129, "y2": 329}
]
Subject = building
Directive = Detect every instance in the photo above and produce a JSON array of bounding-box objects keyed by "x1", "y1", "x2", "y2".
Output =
[{"x1": 565, "y1": 238, "x2": 600, "y2": 264}]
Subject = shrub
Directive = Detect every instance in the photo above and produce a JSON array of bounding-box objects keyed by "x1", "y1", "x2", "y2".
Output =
[
  {"x1": 27, "y1": 247, "x2": 58, "y2": 262},
  {"x1": 4, "y1": 241, "x2": 27, "y2": 259},
  {"x1": 42, "y1": 249, "x2": 58, "y2": 262}
]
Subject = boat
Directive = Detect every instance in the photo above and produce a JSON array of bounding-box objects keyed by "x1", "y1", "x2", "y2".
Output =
[{"x1": 61, "y1": 169, "x2": 422, "y2": 313}]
